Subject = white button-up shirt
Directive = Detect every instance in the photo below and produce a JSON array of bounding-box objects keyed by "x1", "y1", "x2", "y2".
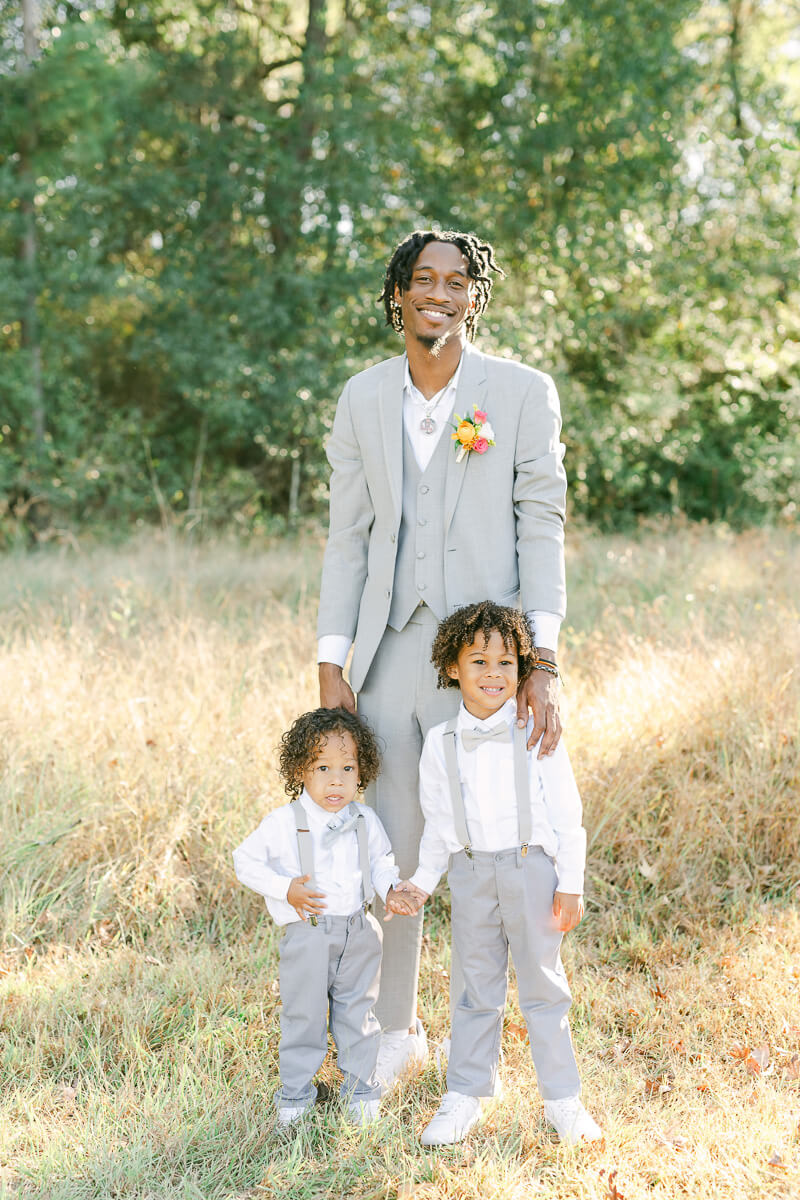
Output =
[
  {"x1": 401, "y1": 353, "x2": 462, "y2": 471},
  {"x1": 409, "y1": 698, "x2": 586, "y2": 898},
  {"x1": 233, "y1": 790, "x2": 400, "y2": 925}
]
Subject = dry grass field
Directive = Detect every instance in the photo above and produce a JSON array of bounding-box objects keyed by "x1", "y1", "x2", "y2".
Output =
[{"x1": 0, "y1": 524, "x2": 798, "y2": 1199}]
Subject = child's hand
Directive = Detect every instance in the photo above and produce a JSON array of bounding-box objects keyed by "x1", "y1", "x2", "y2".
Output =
[
  {"x1": 384, "y1": 882, "x2": 429, "y2": 921},
  {"x1": 552, "y1": 891, "x2": 584, "y2": 933},
  {"x1": 287, "y1": 875, "x2": 327, "y2": 921}
]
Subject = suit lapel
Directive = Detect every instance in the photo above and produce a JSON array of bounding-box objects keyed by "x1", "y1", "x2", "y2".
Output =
[
  {"x1": 379, "y1": 355, "x2": 405, "y2": 525},
  {"x1": 444, "y1": 344, "x2": 488, "y2": 530}
]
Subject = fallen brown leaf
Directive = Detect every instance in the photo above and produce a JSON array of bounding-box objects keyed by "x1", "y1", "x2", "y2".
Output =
[
  {"x1": 729, "y1": 1043, "x2": 751, "y2": 1061},
  {"x1": 746, "y1": 1045, "x2": 770, "y2": 1075},
  {"x1": 505, "y1": 1021, "x2": 527, "y2": 1040},
  {"x1": 784, "y1": 1054, "x2": 800, "y2": 1080}
]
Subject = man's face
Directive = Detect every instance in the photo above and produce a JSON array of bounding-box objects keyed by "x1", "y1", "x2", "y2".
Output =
[{"x1": 394, "y1": 240, "x2": 474, "y2": 349}]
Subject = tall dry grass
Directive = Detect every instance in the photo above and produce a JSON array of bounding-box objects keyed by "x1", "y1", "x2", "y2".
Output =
[{"x1": 0, "y1": 525, "x2": 798, "y2": 1199}]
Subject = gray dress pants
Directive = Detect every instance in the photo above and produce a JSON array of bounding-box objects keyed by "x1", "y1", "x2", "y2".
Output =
[
  {"x1": 447, "y1": 846, "x2": 581, "y2": 1101},
  {"x1": 277, "y1": 909, "x2": 382, "y2": 1105},
  {"x1": 357, "y1": 605, "x2": 460, "y2": 1031}
]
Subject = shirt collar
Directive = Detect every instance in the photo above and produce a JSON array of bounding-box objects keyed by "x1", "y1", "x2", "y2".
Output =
[
  {"x1": 403, "y1": 352, "x2": 464, "y2": 404},
  {"x1": 299, "y1": 789, "x2": 354, "y2": 828},
  {"x1": 456, "y1": 697, "x2": 517, "y2": 732}
]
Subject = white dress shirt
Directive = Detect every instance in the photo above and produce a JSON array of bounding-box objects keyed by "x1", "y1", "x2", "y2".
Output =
[
  {"x1": 318, "y1": 355, "x2": 561, "y2": 669},
  {"x1": 409, "y1": 698, "x2": 586, "y2": 898},
  {"x1": 233, "y1": 790, "x2": 400, "y2": 925}
]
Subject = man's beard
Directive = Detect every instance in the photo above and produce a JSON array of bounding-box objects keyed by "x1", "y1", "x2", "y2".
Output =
[{"x1": 417, "y1": 333, "x2": 447, "y2": 356}]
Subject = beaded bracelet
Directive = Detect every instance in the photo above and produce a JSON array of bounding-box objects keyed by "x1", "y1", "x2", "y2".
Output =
[{"x1": 531, "y1": 660, "x2": 559, "y2": 677}]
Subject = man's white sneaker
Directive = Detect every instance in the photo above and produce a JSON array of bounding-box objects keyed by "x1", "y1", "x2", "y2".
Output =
[
  {"x1": 543, "y1": 1096, "x2": 602, "y2": 1145},
  {"x1": 276, "y1": 1100, "x2": 313, "y2": 1128},
  {"x1": 420, "y1": 1091, "x2": 483, "y2": 1146},
  {"x1": 376, "y1": 1018, "x2": 429, "y2": 1088},
  {"x1": 345, "y1": 1097, "x2": 382, "y2": 1127}
]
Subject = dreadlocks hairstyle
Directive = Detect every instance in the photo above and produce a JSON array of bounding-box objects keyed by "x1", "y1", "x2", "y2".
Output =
[
  {"x1": 278, "y1": 707, "x2": 381, "y2": 800},
  {"x1": 380, "y1": 229, "x2": 504, "y2": 341},
  {"x1": 430, "y1": 601, "x2": 536, "y2": 691}
]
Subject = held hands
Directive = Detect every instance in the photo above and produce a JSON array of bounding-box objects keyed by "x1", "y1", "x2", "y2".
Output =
[
  {"x1": 287, "y1": 875, "x2": 327, "y2": 922},
  {"x1": 516, "y1": 664, "x2": 561, "y2": 758},
  {"x1": 552, "y1": 890, "x2": 583, "y2": 933},
  {"x1": 384, "y1": 880, "x2": 429, "y2": 922}
]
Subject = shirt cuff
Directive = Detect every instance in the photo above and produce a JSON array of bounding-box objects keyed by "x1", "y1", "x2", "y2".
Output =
[
  {"x1": 408, "y1": 867, "x2": 441, "y2": 897},
  {"x1": 317, "y1": 635, "x2": 352, "y2": 668},
  {"x1": 527, "y1": 610, "x2": 561, "y2": 654}
]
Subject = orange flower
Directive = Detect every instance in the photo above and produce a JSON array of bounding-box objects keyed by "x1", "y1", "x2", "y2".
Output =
[{"x1": 456, "y1": 421, "x2": 476, "y2": 446}]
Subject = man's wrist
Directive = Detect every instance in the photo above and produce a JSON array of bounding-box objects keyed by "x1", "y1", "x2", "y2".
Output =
[
  {"x1": 534, "y1": 646, "x2": 557, "y2": 664},
  {"x1": 318, "y1": 661, "x2": 344, "y2": 676}
]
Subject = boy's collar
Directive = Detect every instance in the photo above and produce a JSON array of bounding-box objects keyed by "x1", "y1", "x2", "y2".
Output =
[
  {"x1": 298, "y1": 789, "x2": 354, "y2": 826},
  {"x1": 457, "y1": 697, "x2": 517, "y2": 730}
]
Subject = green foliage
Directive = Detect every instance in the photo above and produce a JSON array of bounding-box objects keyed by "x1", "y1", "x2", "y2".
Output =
[{"x1": 1, "y1": 0, "x2": 798, "y2": 538}]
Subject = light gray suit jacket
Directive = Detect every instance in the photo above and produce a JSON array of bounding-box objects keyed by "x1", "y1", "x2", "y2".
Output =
[{"x1": 318, "y1": 342, "x2": 567, "y2": 692}]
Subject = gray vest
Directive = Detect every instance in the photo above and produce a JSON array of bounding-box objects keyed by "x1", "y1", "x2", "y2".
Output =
[{"x1": 387, "y1": 427, "x2": 449, "y2": 631}]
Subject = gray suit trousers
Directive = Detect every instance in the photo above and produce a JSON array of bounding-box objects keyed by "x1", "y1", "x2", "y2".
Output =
[
  {"x1": 277, "y1": 909, "x2": 382, "y2": 1105},
  {"x1": 357, "y1": 605, "x2": 460, "y2": 1030},
  {"x1": 447, "y1": 846, "x2": 581, "y2": 1101}
]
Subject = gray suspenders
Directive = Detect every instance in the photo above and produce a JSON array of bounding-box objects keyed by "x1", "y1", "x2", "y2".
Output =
[
  {"x1": 289, "y1": 799, "x2": 374, "y2": 925},
  {"x1": 442, "y1": 719, "x2": 532, "y2": 858}
]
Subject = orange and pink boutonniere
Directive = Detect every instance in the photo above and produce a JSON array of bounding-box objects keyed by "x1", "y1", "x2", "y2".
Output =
[{"x1": 451, "y1": 406, "x2": 495, "y2": 463}]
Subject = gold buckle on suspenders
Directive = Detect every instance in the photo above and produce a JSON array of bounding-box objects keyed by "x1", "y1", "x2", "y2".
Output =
[
  {"x1": 521, "y1": 843, "x2": 529, "y2": 857},
  {"x1": 464, "y1": 844, "x2": 473, "y2": 859}
]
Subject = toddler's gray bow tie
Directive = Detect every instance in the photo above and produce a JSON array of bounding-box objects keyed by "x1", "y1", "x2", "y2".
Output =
[
  {"x1": 461, "y1": 723, "x2": 511, "y2": 752},
  {"x1": 321, "y1": 809, "x2": 360, "y2": 847}
]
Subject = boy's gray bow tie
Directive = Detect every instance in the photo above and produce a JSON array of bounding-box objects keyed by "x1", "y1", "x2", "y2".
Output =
[
  {"x1": 461, "y1": 723, "x2": 511, "y2": 752},
  {"x1": 321, "y1": 809, "x2": 360, "y2": 847}
]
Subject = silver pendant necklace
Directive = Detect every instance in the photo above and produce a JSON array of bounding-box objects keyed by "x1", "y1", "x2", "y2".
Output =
[{"x1": 419, "y1": 390, "x2": 445, "y2": 435}]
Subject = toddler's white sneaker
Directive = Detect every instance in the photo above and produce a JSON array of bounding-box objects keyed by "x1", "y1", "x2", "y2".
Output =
[
  {"x1": 276, "y1": 1100, "x2": 313, "y2": 1129},
  {"x1": 420, "y1": 1091, "x2": 483, "y2": 1146},
  {"x1": 346, "y1": 1097, "x2": 382, "y2": 1127},
  {"x1": 543, "y1": 1096, "x2": 602, "y2": 1145}
]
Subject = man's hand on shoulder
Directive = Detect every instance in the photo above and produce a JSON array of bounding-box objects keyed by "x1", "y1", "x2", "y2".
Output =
[
  {"x1": 318, "y1": 662, "x2": 356, "y2": 713},
  {"x1": 516, "y1": 653, "x2": 561, "y2": 757}
]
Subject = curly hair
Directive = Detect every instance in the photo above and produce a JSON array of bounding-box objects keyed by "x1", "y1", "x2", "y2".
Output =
[
  {"x1": 379, "y1": 229, "x2": 504, "y2": 341},
  {"x1": 430, "y1": 601, "x2": 536, "y2": 690},
  {"x1": 278, "y1": 707, "x2": 381, "y2": 799}
]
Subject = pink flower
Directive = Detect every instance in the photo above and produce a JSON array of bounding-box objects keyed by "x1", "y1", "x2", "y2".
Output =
[
  {"x1": 474, "y1": 408, "x2": 487, "y2": 422},
  {"x1": 472, "y1": 437, "x2": 489, "y2": 454}
]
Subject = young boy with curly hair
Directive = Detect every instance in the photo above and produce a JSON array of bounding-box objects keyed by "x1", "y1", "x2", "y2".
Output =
[
  {"x1": 234, "y1": 708, "x2": 414, "y2": 1128},
  {"x1": 387, "y1": 602, "x2": 601, "y2": 1147}
]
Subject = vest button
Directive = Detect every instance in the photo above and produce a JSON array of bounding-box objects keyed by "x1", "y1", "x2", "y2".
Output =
[
  {"x1": 417, "y1": 551, "x2": 425, "y2": 559},
  {"x1": 418, "y1": 518, "x2": 427, "y2": 527},
  {"x1": 418, "y1": 582, "x2": 427, "y2": 590},
  {"x1": 419, "y1": 484, "x2": 429, "y2": 494}
]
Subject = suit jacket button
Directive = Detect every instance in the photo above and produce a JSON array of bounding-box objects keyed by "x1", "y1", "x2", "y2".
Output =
[
  {"x1": 419, "y1": 484, "x2": 429, "y2": 495},
  {"x1": 390, "y1": 533, "x2": 396, "y2": 543},
  {"x1": 385, "y1": 588, "x2": 391, "y2": 598}
]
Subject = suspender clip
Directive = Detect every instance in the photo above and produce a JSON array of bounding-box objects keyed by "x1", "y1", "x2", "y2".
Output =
[
  {"x1": 521, "y1": 843, "x2": 528, "y2": 857},
  {"x1": 464, "y1": 844, "x2": 473, "y2": 859},
  {"x1": 309, "y1": 915, "x2": 318, "y2": 926}
]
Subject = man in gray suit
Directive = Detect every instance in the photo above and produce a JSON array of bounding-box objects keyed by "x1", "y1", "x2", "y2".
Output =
[{"x1": 317, "y1": 230, "x2": 567, "y2": 1086}]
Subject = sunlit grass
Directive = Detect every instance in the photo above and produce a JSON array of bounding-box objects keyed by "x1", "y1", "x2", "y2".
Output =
[{"x1": 1, "y1": 524, "x2": 798, "y2": 1198}]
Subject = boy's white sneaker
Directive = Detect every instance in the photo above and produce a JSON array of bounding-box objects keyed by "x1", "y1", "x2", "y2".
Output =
[
  {"x1": 345, "y1": 1097, "x2": 382, "y2": 1127},
  {"x1": 420, "y1": 1091, "x2": 483, "y2": 1146},
  {"x1": 276, "y1": 1100, "x2": 313, "y2": 1128},
  {"x1": 543, "y1": 1096, "x2": 602, "y2": 1145},
  {"x1": 376, "y1": 1018, "x2": 428, "y2": 1088}
]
